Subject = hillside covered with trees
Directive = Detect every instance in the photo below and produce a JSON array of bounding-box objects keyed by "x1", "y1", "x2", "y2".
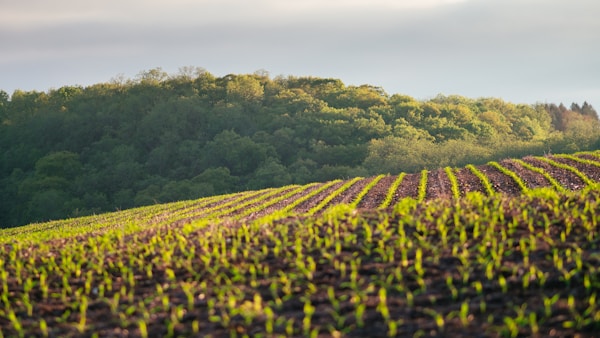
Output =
[{"x1": 1, "y1": 67, "x2": 598, "y2": 228}]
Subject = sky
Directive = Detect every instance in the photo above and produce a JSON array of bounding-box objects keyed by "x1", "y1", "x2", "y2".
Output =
[{"x1": 1, "y1": 0, "x2": 599, "y2": 106}]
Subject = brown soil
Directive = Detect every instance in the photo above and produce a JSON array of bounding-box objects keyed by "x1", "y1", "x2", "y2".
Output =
[
  {"x1": 395, "y1": 173, "x2": 420, "y2": 202},
  {"x1": 357, "y1": 175, "x2": 396, "y2": 209},
  {"x1": 577, "y1": 153, "x2": 600, "y2": 162},
  {"x1": 4, "y1": 153, "x2": 600, "y2": 337},
  {"x1": 292, "y1": 181, "x2": 346, "y2": 213},
  {"x1": 327, "y1": 176, "x2": 372, "y2": 206},
  {"x1": 521, "y1": 157, "x2": 585, "y2": 190},
  {"x1": 245, "y1": 183, "x2": 324, "y2": 220},
  {"x1": 549, "y1": 156, "x2": 600, "y2": 182},
  {"x1": 454, "y1": 167, "x2": 486, "y2": 196},
  {"x1": 478, "y1": 164, "x2": 523, "y2": 195},
  {"x1": 500, "y1": 159, "x2": 552, "y2": 189},
  {"x1": 425, "y1": 168, "x2": 453, "y2": 199}
]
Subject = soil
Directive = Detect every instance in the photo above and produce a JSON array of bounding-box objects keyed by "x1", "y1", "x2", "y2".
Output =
[
  {"x1": 426, "y1": 169, "x2": 453, "y2": 199},
  {"x1": 521, "y1": 157, "x2": 585, "y2": 190},
  {"x1": 325, "y1": 176, "x2": 372, "y2": 206},
  {"x1": 395, "y1": 172, "x2": 420, "y2": 202},
  {"x1": 172, "y1": 155, "x2": 600, "y2": 223},
  {"x1": 3, "y1": 153, "x2": 600, "y2": 337},
  {"x1": 500, "y1": 159, "x2": 552, "y2": 189},
  {"x1": 551, "y1": 156, "x2": 600, "y2": 182},
  {"x1": 292, "y1": 181, "x2": 346, "y2": 214},
  {"x1": 357, "y1": 175, "x2": 396, "y2": 209},
  {"x1": 454, "y1": 167, "x2": 486, "y2": 196}
]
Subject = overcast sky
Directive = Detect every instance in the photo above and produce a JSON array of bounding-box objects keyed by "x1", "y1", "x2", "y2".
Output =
[{"x1": 1, "y1": 0, "x2": 599, "y2": 105}]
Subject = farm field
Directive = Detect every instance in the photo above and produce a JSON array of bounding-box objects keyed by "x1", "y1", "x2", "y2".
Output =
[{"x1": 1, "y1": 151, "x2": 600, "y2": 337}]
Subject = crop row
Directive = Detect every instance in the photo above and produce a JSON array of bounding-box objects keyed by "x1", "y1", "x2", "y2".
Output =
[
  {"x1": 1, "y1": 151, "x2": 599, "y2": 337},
  {"x1": 3, "y1": 151, "x2": 600, "y2": 247},
  {"x1": 1, "y1": 180, "x2": 599, "y2": 336}
]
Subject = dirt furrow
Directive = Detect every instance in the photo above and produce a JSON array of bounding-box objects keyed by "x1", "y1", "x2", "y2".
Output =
[
  {"x1": 358, "y1": 175, "x2": 396, "y2": 209},
  {"x1": 576, "y1": 153, "x2": 600, "y2": 161},
  {"x1": 244, "y1": 183, "x2": 324, "y2": 220},
  {"x1": 326, "y1": 177, "x2": 372, "y2": 206},
  {"x1": 521, "y1": 157, "x2": 585, "y2": 190},
  {"x1": 550, "y1": 156, "x2": 600, "y2": 183},
  {"x1": 393, "y1": 172, "x2": 420, "y2": 203},
  {"x1": 454, "y1": 167, "x2": 486, "y2": 196},
  {"x1": 500, "y1": 159, "x2": 552, "y2": 189},
  {"x1": 478, "y1": 164, "x2": 522, "y2": 195},
  {"x1": 292, "y1": 181, "x2": 346, "y2": 213},
  {"x1": 426, "y1": 168, "x2": 452, "y2": 200}
]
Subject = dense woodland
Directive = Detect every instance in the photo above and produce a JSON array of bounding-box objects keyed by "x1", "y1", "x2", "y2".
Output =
[{"x1": 1, "y1": 67, "x2": 599, "y2": 228}]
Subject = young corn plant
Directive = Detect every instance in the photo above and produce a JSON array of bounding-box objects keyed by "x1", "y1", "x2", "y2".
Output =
[
  {"x1": 417, "y1": 169, "x2": 428, "y2": 202},
  {"x1": 444, "y1": 167, "x2": 461, "y2": 199},
  {"x1": 306, "y1": 177, "x2": 363, "y2": 215},
  {"x1": 488, "y1": 161, "x2": 529, "y2": 193},
  {"x1": 379, "y1": 173, "x2": 405, "y2": 208},
  {"x1": 466, "y1": 164, "x2": 495, "y2": 196},
  {"x1": 512, "y1": 158, "x2": 566, "y2": 192},
  {"x1": 350, "y1": 175, "x2": 385, "y2": 208},
  {"x1": 536, "y1": 156, "x2": 594, "y2": 186}
]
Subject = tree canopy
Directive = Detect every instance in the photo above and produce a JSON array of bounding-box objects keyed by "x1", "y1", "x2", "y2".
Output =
[{"x1": 1, "y1": 69, "x2": 599, "y2": 227}]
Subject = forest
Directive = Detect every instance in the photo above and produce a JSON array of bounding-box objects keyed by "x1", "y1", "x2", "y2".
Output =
[{"x1": 1, "y1": 67, "x2": 599, "y2": 228}]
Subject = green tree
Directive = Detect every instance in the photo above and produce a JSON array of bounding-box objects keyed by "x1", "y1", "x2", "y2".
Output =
[
  {"x1": 192, "y1": 167, "x2": 239, "y2": 195},
  {"x1": 248, "y1": 158, "x2": 292, "y2": 189},
  {"x1": 363, "y1": 136, "x2": 435, "y2": 174},
  {"x1": 226, "y1": 75, "x2": 264, "y2": 106},
  {"x1": 0, "y1": 90, "x2": 8, "y2": 123},
  {"x1": 35, "y1": 151, "x2": 81, "y2": 179},
  {"x1": 203, "y1": 130, "x2": 269, "y2": 176},
  {"x1": 135, "y1": 67, "x2": 169, "y2": 85}
]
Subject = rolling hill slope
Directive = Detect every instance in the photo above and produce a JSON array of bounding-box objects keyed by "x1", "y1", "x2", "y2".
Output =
[{"x1": 1, "y1": 151, "x2": 599, "y2": 337}]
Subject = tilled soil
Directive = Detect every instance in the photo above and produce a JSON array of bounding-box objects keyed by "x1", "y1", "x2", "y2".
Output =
[
  {"x1": 3, "y1": 153, "x2": 600, "y2": 338},
  {"x1": 395, "y1": 172, "x2": 420, "y2": 201},
  {"x1": 454, "y1": 167, "x2": 486, "y2": 196},
  {"x1": 156, "y1": 154, "x2": 600, "y2": 225},
  {"x1": 356, "y1": 175, "x2": 396, "y2": 209},
  {"x1": 325, "y1": 176, "x2": 372, "y2": 206},
  {"x1": 220, "y1": 155, "x2": 600, "y2": 221},
  {"x1": 521, "y1": 157, "x2": 585, "y2": 190},
  {"x1": 293, "y1": 180, "x2": 346, "y2": 214},
  {"x1": 478, "y1": 164, "x2": 523, "y2": 195},
  {"x1": 552, "y1": 156, "x2": 600, "y2": 182},
  {"x1": 426, "y1": 169, "x2": 453, "y2": 199},
  {"x1": 500, "y1": 159, "x2": 551, "y2": 189}
]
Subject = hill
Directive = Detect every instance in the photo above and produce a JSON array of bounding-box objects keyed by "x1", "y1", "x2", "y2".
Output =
[
  {"x1": 1, "y1": 69, "x2": 600, "y2": 228},
  {"x1": 1, "y1": 151, "x2": 599, "y2": 337}
]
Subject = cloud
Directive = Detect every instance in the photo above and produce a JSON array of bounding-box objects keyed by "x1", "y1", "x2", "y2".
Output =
[
  {"x1": 0, "y1": 0, "x2": 598, "y2": 105},
  {"x1": 0, "y1": 0, "x2": 470, "y2": 29}
]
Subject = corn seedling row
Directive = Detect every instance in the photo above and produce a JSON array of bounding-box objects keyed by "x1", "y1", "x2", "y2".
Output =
[
  {"x1": 466, "y1": 164, "x2": 495, "y2": 196},
  {"x1": 535, "y1": 156, "x2": 595, "y2": 186},
  {"x1": 444, "y1": 167, "x2": 461, "y2": 199},
  {"x1": 2, "y1": 150, "x2": 600, "y2": 337},
  {"x1": 350, "y1": 175, "x2": 385, "y2": 208},
  {"x1": 379, "y1": 173, "x2": 405, "y2": 208},
  {"x1": 512, "y1": 159, "x2": 566, "y2": 192},
  {"x1": 2, "y1": 184, "x2": 600, "y2": 337},
  {"x1": 488, "y1": 161, "x2": 529, "y2": 193}
]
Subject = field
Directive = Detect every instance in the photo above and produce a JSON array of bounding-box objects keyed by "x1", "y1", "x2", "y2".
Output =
[{"x1": 1, "y1": 151, "x2": 600, "y2": 337}]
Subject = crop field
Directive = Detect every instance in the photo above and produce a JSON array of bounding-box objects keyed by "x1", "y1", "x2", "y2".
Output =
[{"x1": 1, "y1": 151, "x2": 600, "y2": 337}]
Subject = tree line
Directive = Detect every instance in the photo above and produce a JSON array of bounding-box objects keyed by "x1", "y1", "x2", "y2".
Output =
[{"x1": 1, "y1": 67, "x2": 599, "y2": 228}]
